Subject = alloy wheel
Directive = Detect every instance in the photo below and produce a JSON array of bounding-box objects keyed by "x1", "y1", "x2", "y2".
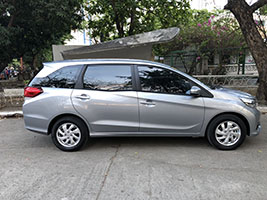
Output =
[
  {"x1": 215, "y1": 121, "x2": 241, "y2": 146},
  {"x1": 56, "y1": 123, "x2": 81, "y2": 148}
]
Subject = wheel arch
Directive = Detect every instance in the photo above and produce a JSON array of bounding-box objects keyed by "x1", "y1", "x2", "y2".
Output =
[
  {"x1": 205, "y1": 112, "x2": 250, "y2": 136},
  {"x1": 48, "y1": 113, "x2": 90, "y2": 136}
]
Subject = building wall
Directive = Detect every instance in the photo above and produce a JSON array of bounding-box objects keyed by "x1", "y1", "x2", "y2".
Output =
[
  {"x1": 191, "y1": 0, "x2": 227, "y2": 11},
  {"x1": 52, "y1": 45, "x2": 83, "y2": 61},
  {"x1": 65, "y1": 30, "x2": 92, "y2": 46},
  {"x1": 53, "y1": 45, "x2": 153, "y2": 61},
  {"x1": 191, "y1": 0, "x2": 257, "y2": 11}
]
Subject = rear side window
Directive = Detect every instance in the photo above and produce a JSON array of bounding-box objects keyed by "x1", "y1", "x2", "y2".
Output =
[
  {"x1": 83, "y1": 65, "x2": 132, "y2": 91},
  {"x1": 29, "y1": 65, "x2": 81, "y2": 88}
]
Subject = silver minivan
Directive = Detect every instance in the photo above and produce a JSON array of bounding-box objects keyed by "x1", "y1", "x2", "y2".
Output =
[{"x1": 23, "y1": 59, "x2": 261, "y2": 151}]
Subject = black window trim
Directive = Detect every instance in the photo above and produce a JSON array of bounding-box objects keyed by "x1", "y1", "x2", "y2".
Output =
[
  {"x1": 134, "y1": 65, "x2": 213, "y2": 98},
  {"x1": 30, "y1": 64, "x2": 83, "y2": 89},
  {"x1": 75, "y1": 64, "x2": 87, "y2": 89},
  {"x1": 76, "y1": 63, "x2": 136, "y2": 92}
]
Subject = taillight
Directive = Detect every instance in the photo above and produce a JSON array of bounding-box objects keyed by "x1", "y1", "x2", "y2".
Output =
[{"x1": 24, "y1": 87, "x2": 43, "y2": 97}]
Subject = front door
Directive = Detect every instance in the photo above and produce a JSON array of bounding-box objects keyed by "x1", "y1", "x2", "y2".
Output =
[
  {"x1": 137, "y1": 65, "x2": 205, "y2": 135},
  {"x1": 72, "y1": 64, "x2": 139, "y2": 134}
]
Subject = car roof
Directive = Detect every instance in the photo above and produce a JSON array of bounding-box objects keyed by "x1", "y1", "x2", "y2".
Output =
[{"x1": 43, "y1": 59, "x2": 170, "y2": 69}]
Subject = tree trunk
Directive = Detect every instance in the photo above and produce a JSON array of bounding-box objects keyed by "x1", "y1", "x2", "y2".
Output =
[
  {"x1": 8, "y1": 0, "x2": 16, "y2": 28},
  {"x1": 188, "y1": 55, "x2": 197, "y2": 75},
  {"x1": 225, "y1": 0, "x2": 267, "y2": 104},
  {"x1": 110, "y1": 0, "x2": 124, "y2": 38},
  {"x1": 128, "y1": 7, "x2": 136, "y2": 36},
  {"x1": 0, "y1": 63, "x2": 8, "y2": 74},
  {"x1": 32, "y1": 54, "x2": 39, "y2": 76},
  {"x1": 0, "y1": 62, "x2": 8, "y2": 92}
]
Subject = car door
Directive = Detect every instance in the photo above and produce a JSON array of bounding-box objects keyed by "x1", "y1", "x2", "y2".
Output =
[
  {"x1": 137, "y1": 65, "x2": 205, "y2": 135},
  {"x1": 71, "y1": 64, "x2": 139, "y2": 135}
]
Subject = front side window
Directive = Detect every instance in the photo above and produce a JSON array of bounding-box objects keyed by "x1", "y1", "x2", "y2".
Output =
[
  {"x1": 83, "y1": 65, "x2": 132, "y2": 91},
  {"x1": 138, "y1": 66, "x2": 195, "y2": 95},
  {"x1": 29, "y1": 65, "x2": 81, "y2": 88}
]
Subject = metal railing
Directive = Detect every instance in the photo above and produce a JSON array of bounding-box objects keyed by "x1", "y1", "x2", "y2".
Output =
[
  {"x1": 224, "y1": 64, "x2": 258, "y2": 74},
  {"x1": 194, "y1": 74, "x2": 258, "y2": 87}
]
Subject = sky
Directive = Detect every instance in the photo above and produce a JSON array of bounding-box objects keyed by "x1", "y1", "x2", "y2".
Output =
[{"x1": 190, "y1": 0, "x2": 257, "y2": 11}]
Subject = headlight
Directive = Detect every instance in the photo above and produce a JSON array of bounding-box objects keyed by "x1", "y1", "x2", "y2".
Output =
[{"x1": 240, "y1": 97, "x2": 256, "y2": 108}]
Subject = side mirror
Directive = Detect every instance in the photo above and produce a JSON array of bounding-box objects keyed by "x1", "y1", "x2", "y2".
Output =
[{"x1": 190, "y1": 86, "x2": 201, "y2": 96}]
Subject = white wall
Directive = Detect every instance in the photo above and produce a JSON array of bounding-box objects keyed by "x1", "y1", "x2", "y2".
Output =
[
  {"x1": 65, "y1": 30, "x2": 92, "y2": 46},
  {"x1": 190, "y1": 0, "x2": 257, "y2": 11}
]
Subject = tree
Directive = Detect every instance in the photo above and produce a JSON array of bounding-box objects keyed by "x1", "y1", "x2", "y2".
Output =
[
  {"x1": 86, "y1": 0, "x2": 191, "y2": 43},
  {"x1": 0, "y1": 0, "x2": 85, "y2": 74},
  {"x1": 156, "y1": 10, "x2": 246, "y2": 75},
  {"x1": 224, "y1": 0, "x2": 267, "y2": 103},
  {"x1": 259, "y1": 4, "x2": 267, "y2": 14}
]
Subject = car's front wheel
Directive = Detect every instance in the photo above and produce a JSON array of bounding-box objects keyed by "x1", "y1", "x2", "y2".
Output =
[
  {"x1": 51, "y1": 116, "x2": 89, "y2": 151},
  {"x1": 206, "y1": 114, "x2": 247, "y2": 150}
]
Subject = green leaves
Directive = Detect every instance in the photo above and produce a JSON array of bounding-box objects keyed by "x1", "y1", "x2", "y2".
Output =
[
  {"x1": 86, "y1": 0, "x2": 191, "y2": 42},
  {"x1": 159, "y1": 9, "x2": 246, "y2": 58},
  {"x1": 0, "y1": 0, "x2": 85, "y2": 72}
]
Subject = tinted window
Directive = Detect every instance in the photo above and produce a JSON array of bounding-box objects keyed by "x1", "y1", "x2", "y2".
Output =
[
  {"x1": 138, "y1": 66, "x2": 195, "y2": 95},
  {"x1": 83, "y1": 65, "x2": 132, "y2": 91},
  {"x1": 29, "y1": 65, "x2": 81, "y2": 88}
]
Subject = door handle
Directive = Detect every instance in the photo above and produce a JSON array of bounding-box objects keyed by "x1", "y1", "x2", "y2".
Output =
[
  {"x1": 140, "y1": 100, "x2": 156, "y2": 107},
  {"x1": 75, "y1": 94, "x2": 91, "y2": 100}
]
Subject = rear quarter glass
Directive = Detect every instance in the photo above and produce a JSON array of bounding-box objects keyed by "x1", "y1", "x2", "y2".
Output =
[{"x1": 29, "y1": 65, "x2": 82, "y2": 89}]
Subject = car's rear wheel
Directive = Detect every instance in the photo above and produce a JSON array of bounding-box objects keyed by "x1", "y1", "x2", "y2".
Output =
[
  {"x1": 51, "y1": 116, "x2": 89, "y2": 151},
  {"x1": 206, "y1": 114, "x2": 247, "y2": 150}
]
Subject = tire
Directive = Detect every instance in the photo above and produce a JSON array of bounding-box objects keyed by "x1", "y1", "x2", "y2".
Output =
[
  {"x1": 51, "y1": 116, "x2": 89, "y2": 151},
  {"x1": 206, "y1": 114, "x2": 247, "y2": 150}
]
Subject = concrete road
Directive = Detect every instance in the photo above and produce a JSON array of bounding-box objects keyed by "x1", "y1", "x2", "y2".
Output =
[{"x1": 0, "y1": 116, "x2": 267, "y2": 200}]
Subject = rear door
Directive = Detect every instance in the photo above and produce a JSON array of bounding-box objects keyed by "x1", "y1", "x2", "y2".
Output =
[
  {"x1": 71, "y1": 64, "x2": 139, "y2": 134},
  {"x1": 137, "y1": 65, "x2": 205, "y2": 135}
]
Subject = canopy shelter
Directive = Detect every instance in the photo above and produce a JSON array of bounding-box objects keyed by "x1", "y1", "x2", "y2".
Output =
[{"x1": 52, "y1": 27, "x2": 179, "y2": 61}]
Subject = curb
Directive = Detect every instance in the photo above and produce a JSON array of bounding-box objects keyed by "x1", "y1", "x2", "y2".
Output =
[
  {"x1": 257, "y1": 107, "x2": 267, "y2": 114},
  {"x1": 0, "y1": 111, "x2": 23, "y2": 119}
]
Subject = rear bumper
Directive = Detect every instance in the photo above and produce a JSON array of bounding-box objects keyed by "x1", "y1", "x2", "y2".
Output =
[
  {"x1": 25, "y1": 126, "x2": 49, "y2": 135},
  {"x1": 23, "y1": 115, "x2": 49, "y2": 135}
]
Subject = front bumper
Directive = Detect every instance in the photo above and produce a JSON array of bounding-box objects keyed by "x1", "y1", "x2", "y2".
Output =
[{"x1": 250, "y1": 124, "x2": 261, "y2": 136}]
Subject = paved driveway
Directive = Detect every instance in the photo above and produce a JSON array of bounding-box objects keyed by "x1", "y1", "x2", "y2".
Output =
[{"x1": 0, "y1": 116, "x2": 266, "y2": 200}]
